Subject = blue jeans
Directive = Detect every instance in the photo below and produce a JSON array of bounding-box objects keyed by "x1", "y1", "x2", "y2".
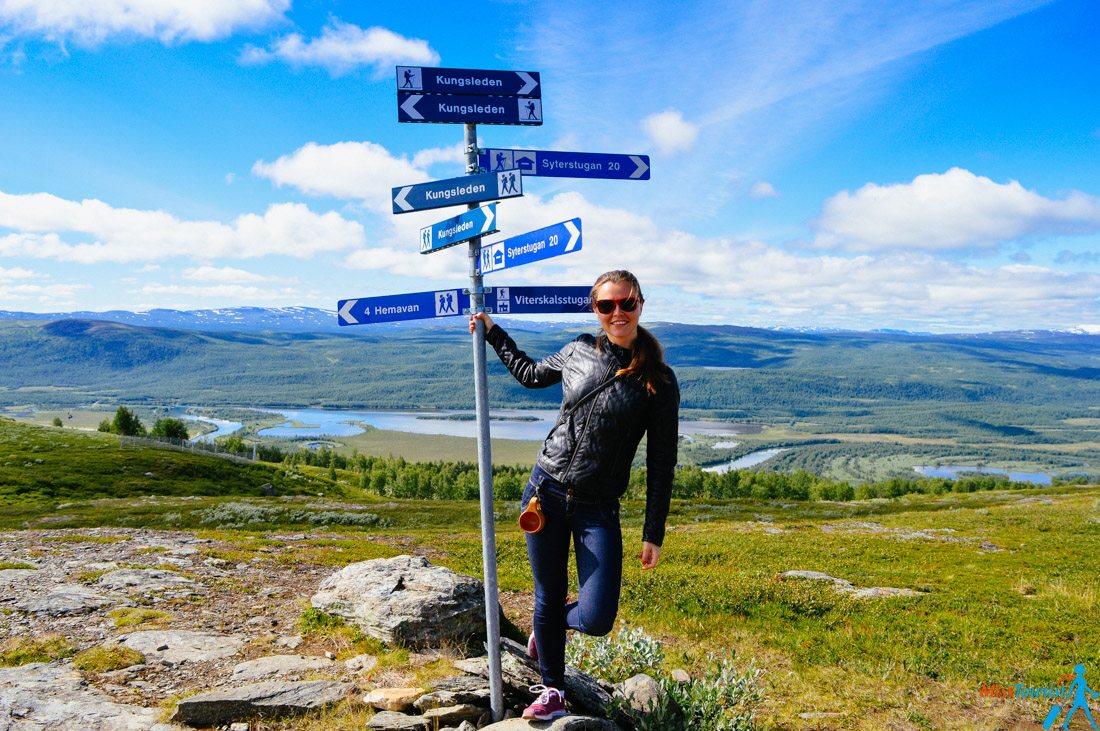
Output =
[{"x1": 521, "y1": 464, "x2": 622, "y2": 689}]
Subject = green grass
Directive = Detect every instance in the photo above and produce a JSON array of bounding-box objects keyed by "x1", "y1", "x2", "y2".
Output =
[
  {"x1": 1, "y1": 418, "x2": 1096, "y2": 728},
  {"x1": 0, "y1": 635, "x2": 77, "y2": 666},
  {"x1": 72, "y1": 644, "x2": 145, "y2": 672},
  {"x1": 0, "y1": 418, "x2": 336, "y2": 507}
]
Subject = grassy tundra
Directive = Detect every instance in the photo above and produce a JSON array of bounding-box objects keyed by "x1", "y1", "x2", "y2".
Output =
[{"x1": 1, "y1": 419, "x2": 1097, "y2": 729}]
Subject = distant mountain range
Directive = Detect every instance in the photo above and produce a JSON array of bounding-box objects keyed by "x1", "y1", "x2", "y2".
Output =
[{"x1": 1, "y1": 306, "x2": 1097, "y2": 338}]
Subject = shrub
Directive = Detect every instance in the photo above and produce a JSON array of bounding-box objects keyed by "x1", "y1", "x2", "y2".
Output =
[
  {"x1": 0, "y1": 635, "x2": 77, "y2": 666},
  {"x1": 150, "y1": 417, "x2": 189, "y2": 440},
  {"x1": 565, "y1": 625, "x2": 665, "y2": 684}
]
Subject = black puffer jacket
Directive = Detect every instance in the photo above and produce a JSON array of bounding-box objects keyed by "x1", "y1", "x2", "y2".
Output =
[{"x1": 486, "y1": 325, "x2": 679, "y2": 546}]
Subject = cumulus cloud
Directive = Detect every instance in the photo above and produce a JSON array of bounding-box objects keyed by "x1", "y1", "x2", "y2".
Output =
[
  {"x1": 130, "y1": 282, "x2": 297, "y2": 302},
  {"x1": 0, "y1": 191, "x2": 364, "y2": 263},
  {"x1": 813, "y1": 168, "x2": 1100, "y2": 252},
  {"x1": 0, "y1": 0, "x2": 288, "y2": 45},
  {"x1": 0, "y1": 266, "x2": 87, "y2": 306},
  {"x1": 411, "y1": 144, "x2": 466, "y2": 169},
  {"x1": 749, "y1": 181, "x2": 779, "y2": 199},
  {"x1": 641, "y1": 110, "x2": 699, "y2": 154},
  {"x1": 253, "y1": 141, "x2": 426, "y2": 213},
  {"x1": 240, "y1": 19, "x2": 437, "y2": 76},
  {"x1": 0, "y1": 265, "x2": 38, "y2": 280}
]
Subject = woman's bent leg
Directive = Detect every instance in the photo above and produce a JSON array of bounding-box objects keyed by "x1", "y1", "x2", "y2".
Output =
[{"x1": 566, "y1": 503, "x2": 622, "y2": 637}]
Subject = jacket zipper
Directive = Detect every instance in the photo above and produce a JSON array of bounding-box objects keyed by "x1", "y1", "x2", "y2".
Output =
[{"x1": 561, "y1": 359, "x2": 617, "y2": 485}]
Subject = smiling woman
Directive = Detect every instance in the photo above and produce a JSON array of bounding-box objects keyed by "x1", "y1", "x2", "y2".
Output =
[{"x1": 469, "y1": 268, "x2": 679, "y2": 719}]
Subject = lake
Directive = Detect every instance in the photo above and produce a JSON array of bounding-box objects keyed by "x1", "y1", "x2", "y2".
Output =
[
  {"x1": 703, "y1": 448, "x2": 787, "y2": 474},
  {"x1": 913, "y1": 465, "x2": 1052, "y2": 486},
  {"x1": 178, "y1": 407, "x2": 759, "y2": 443}
]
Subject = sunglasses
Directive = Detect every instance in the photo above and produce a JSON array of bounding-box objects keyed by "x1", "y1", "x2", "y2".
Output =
[{"x1": 593, "y1": 297, "x2": 641, "y2": 314}]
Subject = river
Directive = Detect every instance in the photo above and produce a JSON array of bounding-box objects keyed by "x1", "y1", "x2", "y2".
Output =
[{"x1": 177, "y1": 407, "x2": 756, "y2": 443}]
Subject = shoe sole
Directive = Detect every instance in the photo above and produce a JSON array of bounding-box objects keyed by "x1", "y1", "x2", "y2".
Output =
[{"x1": 522, "y1": 710, "x2": 567, "y2": 721}]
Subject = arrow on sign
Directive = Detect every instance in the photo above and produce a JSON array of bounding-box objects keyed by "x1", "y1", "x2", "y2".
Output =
[
  {"x1": 564, "y1": 220, "x2": 580, "y2": 251},
  {"x1": 400, "y1": 94, "x2": 424, "y2": 120},
  {"x1": 338, "y1": 299, "x2": 359, "y2": 325},
  {"x1": 629, "y1": 155, "x2": 649, "y2": 179},
  {"x1": 393, "y1": 186, "x2": 414, "y2": 212},
  {"x1": 516, "y1": 72, "x2": 538, "y2": 95},
  {"x1": 478, "y1": 218, "x2": 583, "y2": 275},
  {"x1": 480, "y1": 204, "x2": 496, "y2": 234}
]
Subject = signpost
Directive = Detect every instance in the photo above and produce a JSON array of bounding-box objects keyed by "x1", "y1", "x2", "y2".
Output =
[
  {"x1": 420, "y1": 204, "x2": 497, "y2": 254},
  {"x1": 336, "y1": 285, "x2": 593, "y2": 325},
  {"x1": 339, "y1": 64, "x2": 649, "y2": 723},
  {"x1": 478, "y1": 219, "x2": 581, "y2": 276},
  {"x1": 398, "y1": 92, "x2": 543, "y2": 125},
  {"x1": 337, "y1": 289, "x2": 466, "y2": 326},
  {"x1": 485, "y1": 286, "x2": 591, "y2": 315},
  {"x1": 397, "y1": 66, "x2": 540, "y2": 97},
  {"x1": 392, "y1": 171, "x2": 522, "y2": 214},
  {"x1": 479, "y1": 148, "x2": 650, "y2": 180}
]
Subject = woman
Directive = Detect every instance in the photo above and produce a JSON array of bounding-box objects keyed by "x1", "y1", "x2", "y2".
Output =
[{"x1": 469, "y1": 269, "x2": 679, "y2": 721}]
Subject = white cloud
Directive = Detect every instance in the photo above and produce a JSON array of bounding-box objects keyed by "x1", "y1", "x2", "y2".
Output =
[
  {"x1": 182, "y1": 266, "x2": 279, "y2": 283},
  {"x1": 411, "y1": 144, "x2": 466, "y2": 170},
  {"x1": 0, "y1": 191, "x2": 365, "y2": 263},
  {"x1": 0, "y1": 265, "x2": 38, "y2": 280},
  {"x1": 813, "y1": 168, "x2": 1100, "y2": 252},
  {"x1": 0, "y1": 0, "x2": 288, "y2": 45},
  {"x1": 749, "y1": 182, "x2": 779, "y2": 199},
  {"x1": 130, "y1": 283, "x2": 297, "y2": 302},
  {"x1": 240, "y1": 19, "x2": 437, "y2": 76},
  {"x1": 253, "y1": 141, "x2": 426, "y2": 213},
  {"x1": 641, "y1": 110, "x2": 698, "y2": 154}
]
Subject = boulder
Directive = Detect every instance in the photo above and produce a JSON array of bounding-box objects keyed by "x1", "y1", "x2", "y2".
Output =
[
  {"x1": 364, "y1": 687, "x2": 426, "y2": 712},
  {"x1": 12, "y1": 584, "x2": 119, "y2": 615},
  {"x1": 0, "y1": 661, "x2": 181, "y2": 730},
  {"x1": 119, "y1": 630, "x2": 243, "y2": 664},
  {"x1": 171, "y1": 680, "x2": 353, "y2": 726},
  {"x1": 231, "y1": 654, "x2": 334, "y2": 681},
  {"x1": 98, "y1": 568, "x2": 195, "y2": 595},
  {"x1": 311, "y1": 555, "x2": 485, "y2": 648},
  {"x1": 614, "y1": 673, "x2": 662, "y2": 714},
  {"x1": 366, "y1": 711, "x2": 432, "y2": 730},
  {"x1": 422, "y1": 704, "x2": 484, "y2": 725}
]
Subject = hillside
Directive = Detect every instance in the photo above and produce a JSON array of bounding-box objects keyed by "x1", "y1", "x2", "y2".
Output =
[{"x1": 1, "y1": 317, "x2": 1097, "y2": 481}]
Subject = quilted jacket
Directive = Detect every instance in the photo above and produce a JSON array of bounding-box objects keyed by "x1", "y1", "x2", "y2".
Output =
[{"x1": 486, "y1": 325, "x2": 679, "y2": 545}]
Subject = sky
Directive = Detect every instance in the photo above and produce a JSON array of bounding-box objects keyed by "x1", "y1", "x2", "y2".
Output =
[{"x1": 0, "y1": 0, "x2": 1098, "y2": 332}]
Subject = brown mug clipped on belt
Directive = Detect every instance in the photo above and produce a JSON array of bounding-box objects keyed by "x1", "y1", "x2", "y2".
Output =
[{"x1": 519, "y1": 495, "x2": 545, "y2": 533}]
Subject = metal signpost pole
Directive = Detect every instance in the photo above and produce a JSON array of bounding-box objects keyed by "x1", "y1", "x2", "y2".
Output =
[{"x1": 465, "y1": 121, "x2": 504, "y2": 721}]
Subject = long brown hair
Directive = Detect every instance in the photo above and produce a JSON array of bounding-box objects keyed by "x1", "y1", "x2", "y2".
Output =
[{"x1": 590, "y1": 270, "x2": 670, "y2": 395}]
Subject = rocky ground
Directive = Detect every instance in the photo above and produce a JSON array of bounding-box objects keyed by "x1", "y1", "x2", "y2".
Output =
[{"x1": 0, "y1": 527, "x2": 583, "y2": 730}]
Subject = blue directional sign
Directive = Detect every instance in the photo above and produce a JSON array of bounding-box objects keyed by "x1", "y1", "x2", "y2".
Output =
[
  {"x1": 398, "y1": 92, "x2": 543, "y2": 126},
  {"x1": 485, "y1": 286, "x2": 591, "y2": 315},
  {"x1": 479, "y1": 148, "x2": 650, "y2": 180},
  {"x1": 396, "y1": 66, "x2": 541, "y2": 98},
  {"x1": 393, "y1": 171, "x2": 522, "y2": 215},
  {"x1": 478, "y1": 219, "x2": 581, "y2": 276},
  {"x1": 337, "y1": 289, "x2": 467, "y2": 326},
  {"x1": 421, "y1": 204, "x2": 497, "y2": 254}
]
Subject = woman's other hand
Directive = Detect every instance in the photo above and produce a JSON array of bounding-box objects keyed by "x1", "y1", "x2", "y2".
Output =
[
  {"x1": 469, "y1": 311, "x2": 495, "y2": 334},
  {"x1": 639, "y1": 541, "x2": 661, "y2": 570}
]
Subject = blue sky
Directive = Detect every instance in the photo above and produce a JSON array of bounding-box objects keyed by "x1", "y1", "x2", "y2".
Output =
[{"x1": 0, "y1": 0, "x2": 1097, "y2": 331}]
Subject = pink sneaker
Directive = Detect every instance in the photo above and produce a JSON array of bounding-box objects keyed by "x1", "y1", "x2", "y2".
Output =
[
  {"x1": 522, "y1": 685, "x2": 567, "y2": 721},
  {"x1": 527, "y1": 631, "x2": 539, "y2": 661}
]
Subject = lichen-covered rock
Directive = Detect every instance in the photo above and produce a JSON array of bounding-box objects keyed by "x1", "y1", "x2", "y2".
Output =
[
  {"x1": 171, "y1": 680, "x2": 352, "y2": 726},
  {"x1": 311, "y1": 555, "x2": 485, "y2": 648}
]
